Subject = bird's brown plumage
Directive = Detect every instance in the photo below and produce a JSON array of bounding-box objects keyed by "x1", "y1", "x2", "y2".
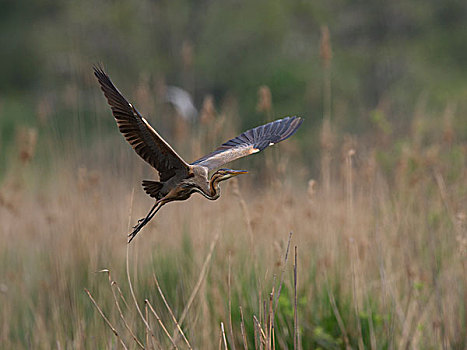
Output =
[
  {"x1": 94, "y1": 67, "x2": 190, "y2": 182},
  {"x1": 94, "y1": 66, "x2": 303, "y2": 242}
]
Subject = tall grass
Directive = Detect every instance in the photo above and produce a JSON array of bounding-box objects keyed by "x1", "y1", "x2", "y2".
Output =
[{"x1": 0, "y1": 91, "x2": 466, "y2": 349}]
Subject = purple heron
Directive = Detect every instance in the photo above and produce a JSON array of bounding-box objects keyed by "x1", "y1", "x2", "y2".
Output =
[{"x1": 94, "y1": 67, "x2": 303, "y2": 242}]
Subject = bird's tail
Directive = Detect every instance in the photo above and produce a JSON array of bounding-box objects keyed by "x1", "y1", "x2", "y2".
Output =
[
  {"x1": 142, "y1": 180, "x2": 164, "y2": 199},
  {"x1": 128, "y1": 200, "x2": 166, "y2": 243}
]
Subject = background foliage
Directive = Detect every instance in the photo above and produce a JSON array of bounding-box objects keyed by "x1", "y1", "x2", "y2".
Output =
[
  {"x1": 0, "y1": 1, "x2": 466, "y2": 349},
  {"x1": 1, "y1": 0, "x2": 467, "y2": 161}
]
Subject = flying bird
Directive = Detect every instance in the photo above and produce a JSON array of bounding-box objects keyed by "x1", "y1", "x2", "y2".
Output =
[
  {"x1": 165, "y1": 85, "x2": 198, "y2": 121},
  {"x1": 94, "y1": 67, "x2": 303, "y2": 242}
]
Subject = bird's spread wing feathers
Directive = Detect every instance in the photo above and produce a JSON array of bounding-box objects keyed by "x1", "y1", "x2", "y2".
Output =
[
  {"x1": 192, "y1": 116, "x2": 303, "y2": 170},
  {"x1": 94, "y1": 67, "x2": 190, "y2": 181}
]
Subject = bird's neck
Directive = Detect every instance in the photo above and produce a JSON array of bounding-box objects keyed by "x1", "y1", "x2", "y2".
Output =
[
  {"x1": 191, "y1": 180, "x2": 219, "y2": 200},
  {"x1": 195, "y1": 175, "x2": 222, "y2": 200},
  {"x1": 207, "y1": 179, "x2": 220, "y2": 200}
]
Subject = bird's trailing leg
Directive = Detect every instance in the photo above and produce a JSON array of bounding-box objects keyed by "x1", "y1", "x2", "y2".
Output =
[{"x1": 128, "y1": 199, "x2": 166, "y2": 243}]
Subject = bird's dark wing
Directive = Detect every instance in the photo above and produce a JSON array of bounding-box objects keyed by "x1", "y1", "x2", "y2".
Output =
[
  {"x1": 94, "y1": 67, "x2": 190, "y2": 181},
  {"x1": 192, "y1": 116, "x2": 303, "y2": 170}
]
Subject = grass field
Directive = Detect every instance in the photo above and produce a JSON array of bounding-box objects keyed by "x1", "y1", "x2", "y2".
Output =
[{"x1": 0, "y1": 100, "x2": 466, "y2": 349}]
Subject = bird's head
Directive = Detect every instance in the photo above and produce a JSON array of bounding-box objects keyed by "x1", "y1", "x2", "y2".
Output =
[{"x1": 211, "y1": 168, "x2": 248, "y2": 183}]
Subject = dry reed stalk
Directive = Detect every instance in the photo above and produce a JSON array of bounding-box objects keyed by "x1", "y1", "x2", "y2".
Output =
[
  {"x1": 145, "y1": 299, "x2": 178, "y2": 349},
  {"x1": 345, "y1": 145, "x2": 366, "y2": 348},
  {"x1": 253, "y1": 315, "x2": 267, "y2": 347},
  {"x1": 173, "y1": 232, "x2": 220, "y2": 342},
  {"x1": 181, "y1": 40, "x2": 193, "y2": 69},
  {"x1": 218, "y1": 328, "x2": 223, "y2": 350},
  {"x1": 273, "y1": 232, "x2": 293, "y2": 315},
  {"x1": 135, "y1": 73, "x2": 154, "y2": 115},
  {"x1": 320, "y1": 25, "x2": 332, "y2": 121},
  {"x1": 218, "y1": 324, "x2": 225, "y2": 350},
  {"x1": 457, "y1": 233, "x2": 467, "y2": 340},
  {"x1": 197, "y1": 94, "x2": 217, "y2": 154},
  {"x1": 397, "y1": 297, "x2": 418, "y2": 349},
  {"x1": 320, "y1": 118, "x2": 333, "y2": 195},
  {"x1": 257, "y1": 287, "x2": 263, "y2": 348},
  {"x1": 320, "y1": 25, "x2": 332, "y2": 69},
  {"x1": 36, "y1": 96, "x2": 52, "y2": 126},
  {"x1": 145, "y1": 302, "x2": 151, "y2": 350},
  {"x1": 319, "y1": 25, "x2": 333, "y2": 197},
  {"x1": 307, "y1": 180, "x2": 316, "y2": 204},
  {"x1": 231, "y1": 178, "x2": 254, "y2": 244},
  {"x1": 293, "y1": 246, "x2": 299, "y2": 350},
  {"x1": 174, "y1": 116, "x2": 189, "y2": 148},
  {"x1": 366, "y1": 300, "x2": 377, "y2": 350},
  {"x1": 153, "y1": 275, "x2": 192, "y2": 349},
  {"x1": 350, "y1": 241, "x2": 365, "y2": 350},
  {"x1": 411, "y1": 92, "x2": 427, "y2": 154},
  {"x1": 227, "y1": 254, "x2": 237, "y2": 350},
  {"x1": 272, "y1": 327, "x2": 275, "y2": 350},
  {"x1": 181, "y1": 40, "x2": 194, "y2": 92},
  {"x1": 345, "y1": 149, "x2": 355, "y2": 224},
  {"x1": 113, "y1": 280, "x2": 130, "y2": 309},
  {"x1": 220, "y1": 322, "x2": 229, "y2": 350},
  {"x1": 17, "y1": 127, "x2": 38, "y2": 164},
  {"x1": 430, "y1": 250, "x2": 448, "y2": 348},
  {"x1": 426, "y1": 171, "x2": 450, "y2": 350},
  {"x1": 410, "y1": 292, "x2": 436, "y2": 348},
  {"x1": 0, "y1": 192, "x2": 18, "y2": 215},
  {"x1": 99, "y1": 269, "x2": 144, "y2": 349},
  {"x1": 379, "y1": 257, "x2": 406, "y2": 330},
  {"x1": 256, "y1": 84, "x2": 281, "y2": 184},
  {"x1": 433, "y1": 169, "x2": 459, "y2": 233},
  {"x1": 263, "y1": 300, "x2": 267, "y2": 342},
  {"x1": 253, "y1": 318, "x2": 259, "y2": 350},
  {"x1": 441, "y1": 102, "x2": 455, "y2": 144},
  {"x1": 256, "y1": 85, "x2": 273, "y2": 122},
  {"x1": 367, "y1": 303, "x2": 378, "y2": 350},
  {"x1": 198, "y1": 280, "x2": 211, "y2": 345},
  {"x1": 267, "y1": 291, "x2": 274, "y2": 350},
  {"x1": 200, "y1": 95, "x2": 217, "y2": 125},
  {"x1": 273, "y1": 315, "x2": 288, "y2": 350},
  {"x1": 239, "y1": 306, "x2": 248, "y2": 350},
  {"x1": 125, "y1": 191, "x2": 162, "y2": 349},
  {"x1": 84, "y1": 288, "x2": 129, "y2": 350},
  {"x1": 325, "y1": 277, "x2": 351, "y2": 349}
]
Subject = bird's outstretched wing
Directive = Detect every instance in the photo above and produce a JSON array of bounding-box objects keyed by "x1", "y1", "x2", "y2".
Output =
[
  {"x1": 94, "y1": 67, "x2": 190, "y2": 182},
  {"x1": 192, "y1": 116, "x2": 303, "y2": 170}
]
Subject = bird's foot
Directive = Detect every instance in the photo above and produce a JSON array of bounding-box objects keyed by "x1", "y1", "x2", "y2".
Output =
[
  {"x1": 128, "y1": 218, "x2": 147, "y2": 243},
  {"x1": 132, "y1": 217, "x2": 145, "y2": 229},
  {"x1": 128, "y1": 225, "x2": 141, "y2": 243},
  {"x1": 128, "y1": 230, "x2": 137, "y2": 243}
]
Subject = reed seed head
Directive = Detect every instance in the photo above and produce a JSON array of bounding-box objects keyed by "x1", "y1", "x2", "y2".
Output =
[
  {"x1": 256, "y1": 85, "x2": 273, "y2": 115},
  {"x1": 320, "y1": 25, "x2": 332, "y2": 68},
  {"x1": 200, "y1": 95, "x2": 217, "y2": 125}
]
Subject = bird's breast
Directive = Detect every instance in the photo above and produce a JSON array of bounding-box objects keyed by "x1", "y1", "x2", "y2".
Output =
[{"x1": 166, "y1": 185, "x2": 194, "y2": 201}]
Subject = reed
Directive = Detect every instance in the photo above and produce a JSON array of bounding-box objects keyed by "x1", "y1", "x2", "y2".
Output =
[{"x1": 0, "y1": 97, "x2": 465, "y2": 349}]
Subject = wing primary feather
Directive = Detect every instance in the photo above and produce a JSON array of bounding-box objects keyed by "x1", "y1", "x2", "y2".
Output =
[
  {"x1": 192, "y1": 116, "x2": 303, "y2": 169},
  {"x1": 94, "y1": 66, "x2": 190, "y2": 181}
]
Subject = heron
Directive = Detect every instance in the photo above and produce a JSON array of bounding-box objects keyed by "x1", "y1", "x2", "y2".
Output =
[{"x1": 94, "y1": 67, "x2": 303, "y2": 242}]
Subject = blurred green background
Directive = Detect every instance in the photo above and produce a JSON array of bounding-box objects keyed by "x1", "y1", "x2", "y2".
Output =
[{"x1": 1, "y1": 0, "x2": 467, "y2": 172}]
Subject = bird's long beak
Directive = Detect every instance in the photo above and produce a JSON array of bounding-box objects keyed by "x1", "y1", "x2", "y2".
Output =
[{"x1": 232, "y1": 170, "x2": 248, "y2": 176}]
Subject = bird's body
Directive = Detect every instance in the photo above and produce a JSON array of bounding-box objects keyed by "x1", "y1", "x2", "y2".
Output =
[{"x1": 94, "y1": 67, "x2": 303, "y2": 242}]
